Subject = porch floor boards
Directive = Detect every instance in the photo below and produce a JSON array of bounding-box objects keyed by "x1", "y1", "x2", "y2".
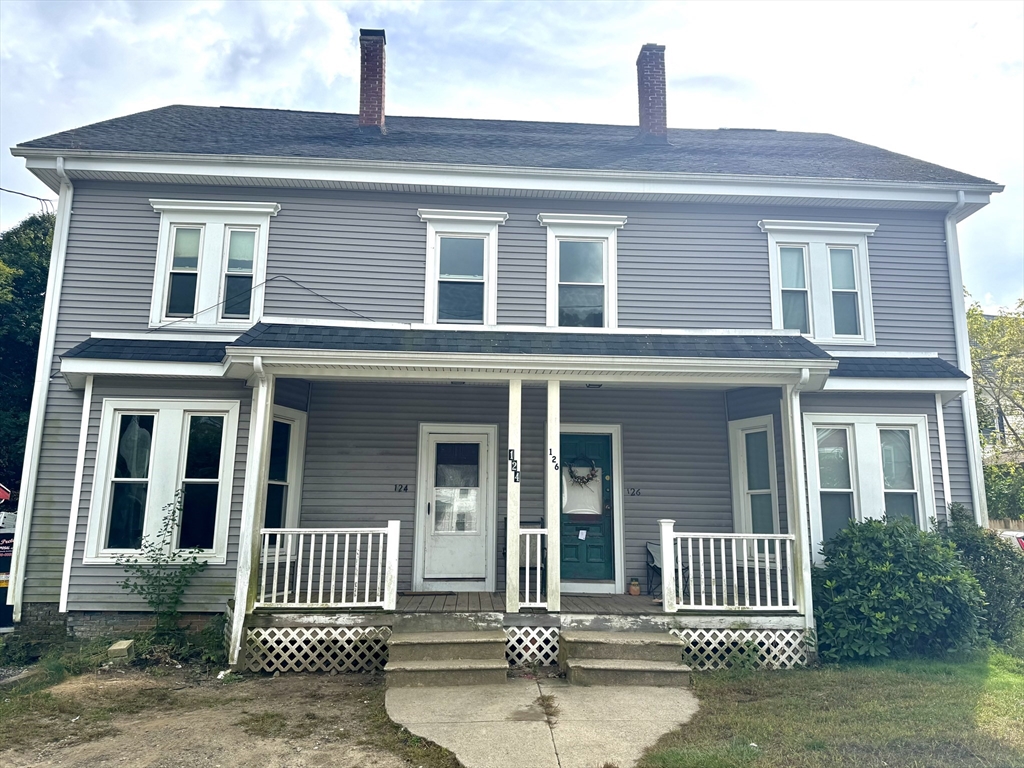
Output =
[{"x1": 395, "y1": 592, "x2": 661, "y2": 615}]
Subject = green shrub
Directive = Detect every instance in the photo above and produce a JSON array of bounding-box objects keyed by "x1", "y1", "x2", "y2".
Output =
[
  {"x1": 983, "y1": 463, "x2": 1024, "y2": 521},
  {"x1": 813, "y1": 518, "x2": 984, "y2": 662},
  {"x1": 942, "y1": 503, "x2": 1024, "y2": 644}
]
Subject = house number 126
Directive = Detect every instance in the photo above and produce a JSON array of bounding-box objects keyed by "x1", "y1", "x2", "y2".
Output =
[{"x1": 549, "y1": 448, "x2": 559, "y2": 471}]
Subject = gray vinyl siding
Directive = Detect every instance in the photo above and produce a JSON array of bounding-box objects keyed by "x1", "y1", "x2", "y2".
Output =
[
  {"x1": 299, "y1": 381, "x2": 734, "y2": 591},
  {"x1": 274, "y1": 379, "x2": 310, "y2": 412},
  {"x1": 725, "y1": 387, "x2": 789, "y2": 534},
  {"x1": 799, "y1": 392, "x2": 972, "y2": 520},
  {"x1": 64, "y1": 379, "x2": 251, "y2": 613}
]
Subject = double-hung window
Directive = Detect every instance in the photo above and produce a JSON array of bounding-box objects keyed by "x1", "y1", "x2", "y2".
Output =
[
  {"x1": 759, "y1": 220, "x2": 878, "y2": 344},
  {"x1": 150, "y1": 200, "x2": 279, "y2": 329},
  {"x1": 418, "y1": 209, "x2": 507, "y2": 326},
  {"x1": 540, "y1": 213, "x2": 626, "y2": 328},
  {"x1": 263, "y1": 405, "x2": 308, "y2": 531},
  {"x1": 86, "y1": 398, "x2": 240, "y2": 563},
  {"x1": 804, "y1": 413, "x2": 934, "y2": 561},
  {"x1": 728, "y1": 415, "x2": 780, "y2": 536}
]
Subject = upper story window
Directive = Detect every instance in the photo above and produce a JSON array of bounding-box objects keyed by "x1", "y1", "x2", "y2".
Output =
[
  {"x1": 85, "y1": 398, "x2": 240, "y2": 564},
  {"x1": 539, "y1": 213, "x2": 627, "y2": 328},
  {"x1": 418, "y1": 209, "x2": 508, "y2": 326},
  {"x1": 803, "y1": 413, "x2": 935, "y2": 562},
  {"x1": 150, "y1": 200, "x2": 280, "y2": 329},
  {"x1": 759, "y1": 220, "x2": 878, "y2": 345}
]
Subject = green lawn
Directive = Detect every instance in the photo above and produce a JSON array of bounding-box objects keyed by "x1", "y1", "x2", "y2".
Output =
[{"x1": 639, "y1": 650, "x2": 1024, "y2": 768}]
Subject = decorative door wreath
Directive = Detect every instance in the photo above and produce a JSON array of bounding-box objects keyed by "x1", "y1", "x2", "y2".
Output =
[{"x1": 567, "y1": 455, "x2": 600, "y2": 487}]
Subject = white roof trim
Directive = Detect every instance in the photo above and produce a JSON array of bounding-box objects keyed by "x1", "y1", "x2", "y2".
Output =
[
  {"x1": 823, "y1": 376, "x2": 968, "y2": 403},
  {"x1": 59, "y1": 357, "x2": 228, "y2": 390}
]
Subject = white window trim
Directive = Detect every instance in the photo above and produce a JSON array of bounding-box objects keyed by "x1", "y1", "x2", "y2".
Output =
[
  {"x1": 417, "y1": 209, "x2": 508, "y2": 326},
  {"x1": 268, "y1": 404, "x2": 307, "y2": 529},
  {"x1": 803, "y1": 412, "x2": 934, "y2": 563},
  {"x1": 759, "y1": 220, "x2": 878, "y2": 346},
  {"x1": 84, "y1": 398, "x2": 240, "y2": 565},
  {"x1": 728, "y1": 414, "x2": 780, "y2": 535},
  {"x1": 539, "y1": 212, "x2": 626, "y2": 328},
  {"x1": 149, "y1": 199, "x2": 280, "y2": 330}
]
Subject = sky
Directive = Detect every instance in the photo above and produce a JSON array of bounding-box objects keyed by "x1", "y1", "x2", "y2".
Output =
[{"x1": 1, "y1": 0, "x2": 1021, "y2": 311}]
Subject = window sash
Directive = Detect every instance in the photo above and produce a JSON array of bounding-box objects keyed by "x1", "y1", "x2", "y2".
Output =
[
  {"x1": 557, "y1": 239, "x2": 607, "y2": 328},
  {"x1": 434, "y1": 234, "x2": 489, "y2": 324}
]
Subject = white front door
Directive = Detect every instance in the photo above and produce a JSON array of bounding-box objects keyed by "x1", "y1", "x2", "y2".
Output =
[{"x1": 416, "y1": 424, "x2": 496, "y2": 590}]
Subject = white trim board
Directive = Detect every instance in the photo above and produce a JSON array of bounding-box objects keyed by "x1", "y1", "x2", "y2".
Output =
[
  {"x1": 559, "y1": 423, "x2": 626, "y2": 596},
  {"x1": 59, "y1": 375, "x2": 93, "y2": 613},
  {"x1": 823, "y1": 377, "x2": 969, "y2": 403}
]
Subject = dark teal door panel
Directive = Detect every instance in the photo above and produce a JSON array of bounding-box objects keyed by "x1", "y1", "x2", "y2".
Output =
[{"x1": 560, "y1": 433, "x2": 614, "y2": 581}]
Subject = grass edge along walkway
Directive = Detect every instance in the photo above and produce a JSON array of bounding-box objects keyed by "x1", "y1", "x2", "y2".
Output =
[{"x1": 638, "y1": 649, "x2": 1024, "y2": 768}]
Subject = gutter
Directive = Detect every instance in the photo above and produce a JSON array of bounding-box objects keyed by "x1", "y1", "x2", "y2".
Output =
[
  {"x1": 8, "y1": 158, "x2": 74, "y2": 621},
  {"x1": 945, "y1": 190, "x2": 988, "y2": 524}
]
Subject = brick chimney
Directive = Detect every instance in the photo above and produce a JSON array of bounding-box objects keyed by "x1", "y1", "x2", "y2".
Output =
[
  {"x1": 359, "y1": 29, "x2": 386, "y2": 132},
  {"x1": 636, "y1": 43, "x2": 667, "y2": 142}
]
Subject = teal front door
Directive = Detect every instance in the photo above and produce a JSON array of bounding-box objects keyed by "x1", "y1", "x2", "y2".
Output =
[{"x1": 560, "y1": 433, "x2": 615, "y2": 581}]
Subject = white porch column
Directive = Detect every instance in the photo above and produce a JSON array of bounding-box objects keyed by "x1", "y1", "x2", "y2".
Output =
[
  {"x1": 545, "y1": 379, "x2": 561, "y2": 612},
  {"x1": 229, "y1": 360, "x2": 276, "y2": 667},
  {"x1": 658, "y1": 519, "x2": 677, "y2": 613},
  {"x1": 505, "y1": 379, "x2": 522, "y2": 613},
  {"x1": 780, "y1": 383, "x2": 815, "y2": 634}
]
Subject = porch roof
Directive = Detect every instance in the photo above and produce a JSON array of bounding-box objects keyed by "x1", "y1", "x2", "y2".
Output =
[
  {"x1": 831, "y1": 356, "x2": 968, "y2": 379},
  {"x1": 229, "y1": 323, "x2": 832, "y2": 360}
]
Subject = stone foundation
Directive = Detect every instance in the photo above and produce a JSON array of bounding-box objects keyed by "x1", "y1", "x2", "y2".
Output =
[{"x1": 66, "y1": 611, "x2": 215, "y2": 640}]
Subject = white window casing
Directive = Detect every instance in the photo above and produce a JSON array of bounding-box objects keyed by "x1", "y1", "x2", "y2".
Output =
[
  {"x1": 149, "y1": 200, "x2": 280, "y2": 330},
  {"x1": 728, "y1": 414, "x2": 780, "y2": 535},
  {"x1": 759, "y1": 220, "x2": 878, "y2": 345},
  {"x1": 803, "y1": 413, "x2": 935, "y2": 563},
  {"x1": 417, "y1": 209, "x2": 508, "y2": 326},
  {"x1": 539, "y1": 213, "x2": 627, "y2": 328},
  {"x1": 84, "y1": 398, "x2": 240, "y2": 564}
]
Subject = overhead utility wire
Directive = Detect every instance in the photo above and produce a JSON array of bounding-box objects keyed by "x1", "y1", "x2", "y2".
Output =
[{"x1": 0, "y1": 187, "x2": 56, "y2": 214}]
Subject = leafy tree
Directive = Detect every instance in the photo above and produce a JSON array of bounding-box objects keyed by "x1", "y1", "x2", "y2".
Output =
[{"x1": 0, "y1": 212, "x2": 54, "y2": 504}]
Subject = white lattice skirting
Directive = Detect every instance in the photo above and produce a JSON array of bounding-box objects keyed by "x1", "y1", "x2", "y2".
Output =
[
  {"x1": 670, "y1": 628, "x2": 809, "y2": 670},
  {"x1": 246, "y1": 626, "x2": 392, "y2": 673},
  {"x1": 505, "y1": 627, "x2": 560, "y2": 667}
]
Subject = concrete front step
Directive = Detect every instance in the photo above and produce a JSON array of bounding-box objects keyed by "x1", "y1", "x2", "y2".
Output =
[
  {"x1": 388, "y1": 630, "x2": 507, "y2": 662},
  {"x1": 564, "y1": 658, "x2": 691, "y2": 687},
  {"x1": 386, "y1": 658, "x2": 509, "y2": 688},
  {"x1": 559, "y1": 630, "x2": 685, "y2": 663},
  {"x1": 391, "y1": 611, "x2": 503, "y2": 633}
]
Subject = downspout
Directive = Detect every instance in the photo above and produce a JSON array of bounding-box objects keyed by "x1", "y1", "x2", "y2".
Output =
[
  {"x1": 945, "y1": 190, "x2": 988, "y2": 524},
  {"x1": 8, "y1": 158, "x2": 74, "y2": 622}
]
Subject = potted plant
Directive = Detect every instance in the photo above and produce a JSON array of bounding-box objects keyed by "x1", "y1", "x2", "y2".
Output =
[{"x1": 628, "y1": 578, "x2": 641, "y2": 596}]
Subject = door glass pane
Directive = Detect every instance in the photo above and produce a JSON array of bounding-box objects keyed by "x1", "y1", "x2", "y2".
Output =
[
  {"x1": 435, "y1": 443, "x2": 479, "y2": 487},
  {"x1": 171, "y1": 227, "x2": 201, "y2": 270},
  {"x1": 780, "y1": 247, "x2": 805, "y2": 288},
  {"x1": 832, "y1": 292, "x2": 861, "y2": 335},
  {"x1": 222, "y1": 274, "x2": 253, "y2": 318},
  {"x1": 115, "y1": 415, "x2": 154, "y2": 478},
  {"x1": 438, "y1": 281, "x2": 484, "y2": 323},
  {"x1": 439, "y1": 237, "x2": 484, "y2": 278},
  {"x1": 268, "y1": 421, "x2": 291, "y2": 483},
  {"x1": 226, "y1": 230, "x2": 255, "y2": 272},
  {"x1": 750, "y1": 493, "x2": 775, "y2": 534},
  {"x1": 434, "y1": 488, "x2": 480, "y2": 532},
  {"x1": 166, "y1": 273, "x2": 197, "y2": 316},
  {"x1": 744, "y1": 430, "x2": 771, "y2": 491},
  {"x1": 821, "y1": 492, "x2": 854, "y2": 543},
  {"x1": 816, "y1": 428, "x2": 851, "y2": 489},
  {"x1": 179, "y1": 482, "x2": 218, "y2": 549},
  {"x1": 184, "y1": 415, "x2": 223, "y2": 479},
  {"x1": 782, "y1": 290, "x2": 809, "y2": 333},
  {"x1": 265, "y1": 483, "x2": 286, "y2": 529},
  {"x1": 107, "y1": 483, "x2": 147, "y2": 549},
  {"x1": 559, "y1": 284, "x2": 604, "y2": 327},
  {"x1": 884, "y1": 492, "x2": 917, "y2": 523},
  {"x1": 559, "y1": 241, "x2": 603, "y2": 283},
  {"x1": 829, "y1": 248, "x2": 856, "y2": 290},
  {"x1": 880, "y1": 429, "x2": 914, "y2": 489}
]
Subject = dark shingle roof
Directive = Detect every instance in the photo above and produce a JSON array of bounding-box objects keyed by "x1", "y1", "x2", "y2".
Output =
[
  {"x1": 831, "y1": 356, "x2": 968, "y2": 379},
  {"x1": 230, "y1": 323, "x2": 832, "y2": 360},
  {"x1": 62, "y1": 337, "x2": 227, "y2": 363},
  {"x1": 17, "y1": 105, "x2": 996, "y2": 186}
]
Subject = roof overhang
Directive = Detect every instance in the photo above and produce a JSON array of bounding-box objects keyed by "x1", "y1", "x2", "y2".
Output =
[
  {"x1": 822, "y1": 375, "x2": 969, "y2": 403},
  {"x1": 59, "y1": 357, "x2": 229, "y2": 390},
  {"x1": 13, "y1": 149, "x2": 1001, "y2": 215}
]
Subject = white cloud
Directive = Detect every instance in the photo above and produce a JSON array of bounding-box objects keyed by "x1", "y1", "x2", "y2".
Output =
[{"x1": 1, "y1": 0, "x2": 1020, "y2": 307}]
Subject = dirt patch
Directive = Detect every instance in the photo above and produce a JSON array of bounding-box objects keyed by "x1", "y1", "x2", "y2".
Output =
[{"x1": 1, "y1": 668, "x2": 456, "y2": 768}]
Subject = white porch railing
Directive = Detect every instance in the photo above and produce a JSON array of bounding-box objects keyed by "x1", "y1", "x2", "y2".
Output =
[
  {"x1": 659, "y1": 520, "x2": 798, "y2": 612},
  {"x1": 256, "y1": 522, "x2": 400, "y2": 610},
  {"x1": 520, "y1": 528, "x2": 547, "y2": 609}
]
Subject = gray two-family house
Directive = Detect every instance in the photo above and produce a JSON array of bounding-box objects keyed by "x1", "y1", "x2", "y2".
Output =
[{"x1": 7, "y1": 31, "x2": 1002, "y2": 680}]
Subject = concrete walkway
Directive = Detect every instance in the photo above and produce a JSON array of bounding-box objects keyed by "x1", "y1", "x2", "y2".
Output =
[{"x1": 386, "y1": 678, "x2": 699, "y2": 768}]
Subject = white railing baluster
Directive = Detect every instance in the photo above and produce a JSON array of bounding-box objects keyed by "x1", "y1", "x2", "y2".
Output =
[
  {"x1": 318, "y1": 533, "x2": 327, "y2": 604},
  {"x1": 698, "y1": 538, "x2": 706, "y2": 607},
  {"x1": 305, "y1": 533, "x2": 315, "y2": 604},
  {"x1": 730, "y1": 538, "x2": 738, "y2": 608},
  {"x1": 283, "y1": 533, "x2": 293, "y2": 605},
  {"x1": 330, "y1": 533, "x2": 338, "y2": 604},
  {"x1": 272, "y1": 534, "x2": 281, "y2": 605},
  {"x1": 524, "y1": 530, "x2": 531, "y2": 603},
  {"x1": 260, "y1": 532, "x2": 270, "y2": 604},
  {"x1": 774, "y1": 539, "x2": 783, "y2": 608},
  {"x1": 785, "y1": 538, "x2": 795, "y2": 607},
  {"x1": 742, "y1": 538, "x2": 750, "y2": 607},
  {"x1": 687, "y1": 537, "x2": 694, "y2": 606},
  {"x1": 342, "y1": 533, "x2": 350, "y2": 603},
  {"x1": 753, "y1": 537, "x2": 762, "y2": 607},
  {"x1": 375, "y1": 532, "x2": 384, "y2": 603},
  {"x1": 364, "y1": 532, "x2": 374, "y2": 604}
]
